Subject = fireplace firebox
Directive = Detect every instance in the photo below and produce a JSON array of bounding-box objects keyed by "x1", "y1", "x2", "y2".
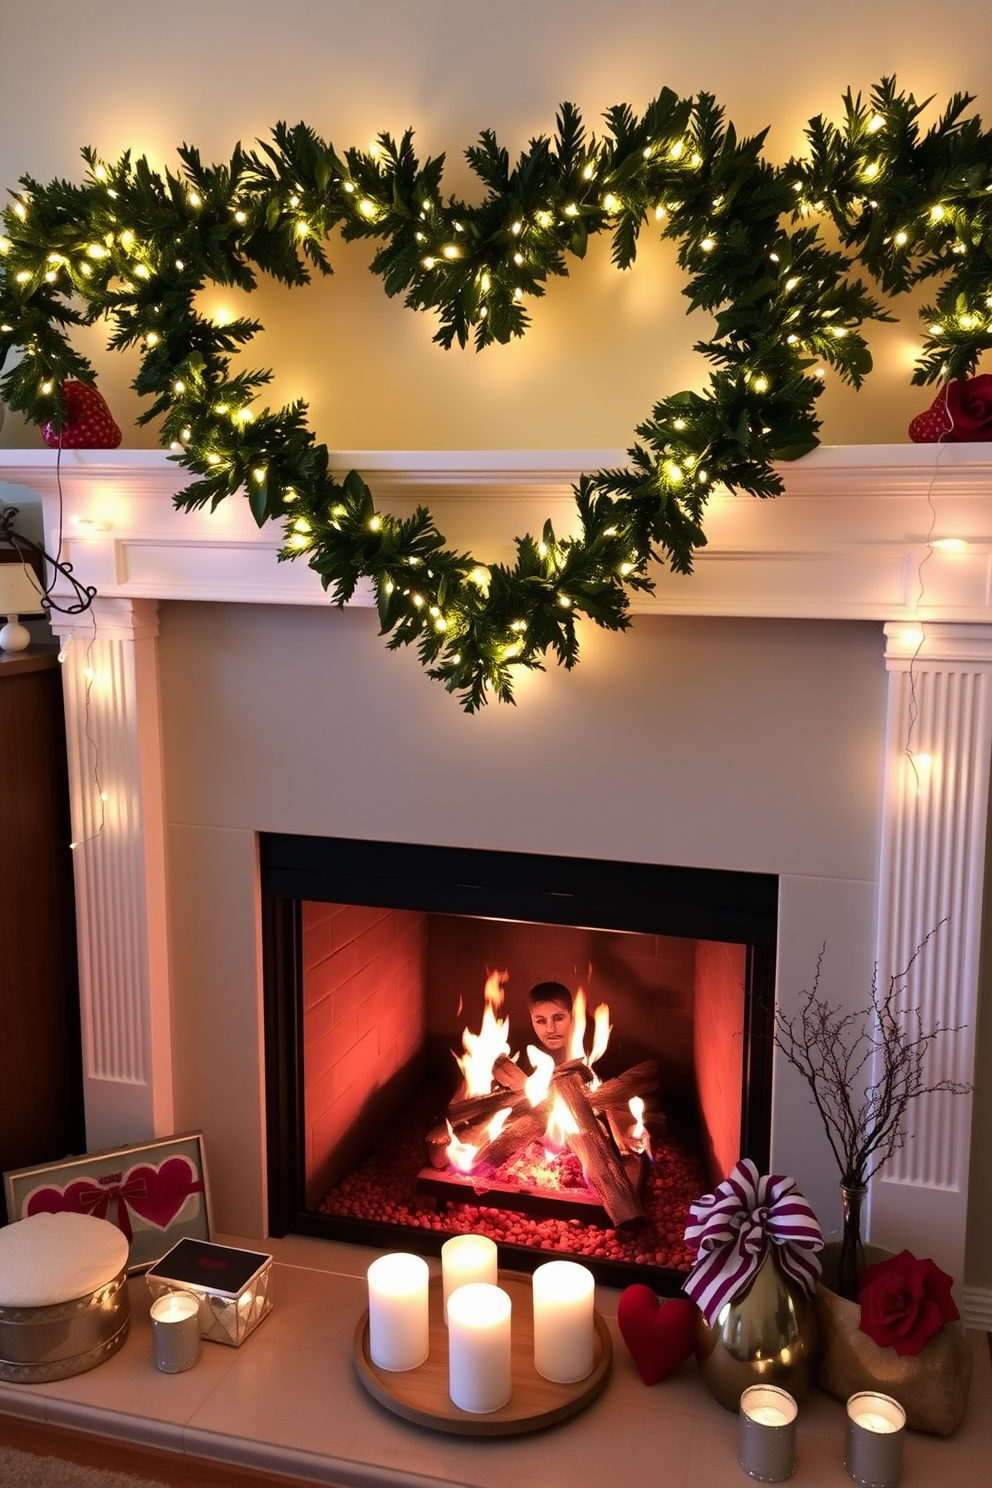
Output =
[{"x1": 262, "y1": 834, "x2": 777, "y2": 1291}]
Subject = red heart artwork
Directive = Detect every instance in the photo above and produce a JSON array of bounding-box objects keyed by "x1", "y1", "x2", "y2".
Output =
[
  {"x1": 617, "y1": 1284, "x2": 697, "y2": 1385},
  {"x1": 41, "y1": 380, "x2": 122, "y2": 449},
  {"x1": 25, "y1": 1156, "x2": 203, "y2": 1242}
]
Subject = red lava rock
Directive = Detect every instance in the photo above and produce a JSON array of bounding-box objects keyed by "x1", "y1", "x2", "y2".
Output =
[{"x1": 318, "y1": 1084, "x2": 708, "y2": 1279}]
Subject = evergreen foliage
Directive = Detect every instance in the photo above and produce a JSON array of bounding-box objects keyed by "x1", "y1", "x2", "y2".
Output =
[{"x1": 1, "y1": 79, "x2": 990, "y2": 708}]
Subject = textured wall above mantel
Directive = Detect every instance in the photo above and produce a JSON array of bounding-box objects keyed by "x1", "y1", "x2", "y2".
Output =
[{"x1": 2, "y1": 444, "x2": 991, "y2": 622}]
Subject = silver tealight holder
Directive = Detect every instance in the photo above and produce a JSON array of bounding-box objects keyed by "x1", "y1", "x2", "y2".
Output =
[
  {"x1": 739, "y1": 1384, "x2": 798, "y2": 1482},
  {"x1": 149, "y1": 1290, "x2": 202, "y2": 1373},
  {"x1": 845, "y1": 1391, "x2": 906, "y2": 1488}
]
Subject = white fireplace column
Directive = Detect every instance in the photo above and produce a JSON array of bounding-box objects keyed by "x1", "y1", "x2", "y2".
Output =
[
  {"x1": 49, "y1": 596, "x2": 174, "y2": 1148},
  {"x1": 869, "y1": 622, "x2": 992, "y2": 1285}
]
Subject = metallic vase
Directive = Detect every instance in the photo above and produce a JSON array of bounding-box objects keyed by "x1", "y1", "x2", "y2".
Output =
[{"x1": 694, "y1": 1250, "x2": 820, "y2": 1412}]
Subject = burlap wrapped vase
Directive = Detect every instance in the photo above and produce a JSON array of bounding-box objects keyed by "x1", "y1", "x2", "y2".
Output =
[{"x1": 814, "y1": 1242, "x2": 972, "y2": 1436}]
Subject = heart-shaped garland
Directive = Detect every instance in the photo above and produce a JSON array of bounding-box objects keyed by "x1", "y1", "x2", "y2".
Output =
[{"x1": 1, "y1": 78, "x2": 990, "y2": 709}]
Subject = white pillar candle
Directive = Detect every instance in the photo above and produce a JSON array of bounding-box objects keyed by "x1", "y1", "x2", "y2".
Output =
[
  {"x1": 532, "y1": 1260, "x2": 595, "y2": 1383},
  {"x1": 367, "y1": 1253, "x2": 430, "y2": 1372},
  {"x1": 149, "y1": 1290, "x2": 201, "y2": 1374},
  {"x1": 441, "y1": 1234, "x2": 498, "y2": 1324},
  {"x1": 447, "y1": 1282, "x2": 512, "y2": 1413}
]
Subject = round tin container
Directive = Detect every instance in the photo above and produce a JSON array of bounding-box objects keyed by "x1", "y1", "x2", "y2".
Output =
[{"x1": 0, "y1": 1268, "x2": 130, "y2": 1383}]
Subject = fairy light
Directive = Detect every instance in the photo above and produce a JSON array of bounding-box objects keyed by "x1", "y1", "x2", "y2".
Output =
[
  {"x1": 603, "y1": 194, "x2": 619, "y2": 212},
  {"x1": 0, "y1": 237, "x2": 10, "y2": 253},
  {"x1": 785, "y1": 276, "x2": 800, "y2": 291},
  {"x1": 868, "y1": 113, "x2": 886, "y2": 134},
  {"x1": 173, "y1": 380, "x2": 185, "y2": 394},
  {"x1": 664, "y1": 461, "x2": 683, "y2": 483},
  {"x1": 422, "y1": 256, "x2": 436, "y2": 270},
  {"x1": 442, "y1": 244, "x2": 460, "y2": 259},
  {"x1": 894, "y1": 230, "x2": 908, "y2": 246},
  {"x1": 234, "y1": 209, "x2": 247, "y2": 224},
  {"x1": 252, "y1": 467, "x2": 266, "y2": 483},
  {"x1": 359, "y1": 199, "x2": 377, "y2": 218},
  {"x1": 753, "y1": 375, "x2": 769, "y2": 393},
  {"x1": 536, "y1": 211, "x2": 552, "y2": 228},
  {"x1": 93, "y1": 163, "x2": 108, "y2": 181},
  {"x1": 296, "y1": 221, "x2": 310, "y2": 237},
  {"x1": 669, "y1": 140, "x2": 684, "y2": 160},
  {"x1": 13, "y1": 202, "x2": 26, "y2": 219},
  {"x1": 206, "y1": 452, "x2": 221, "y2": 466},
  {"x1": 930, "y1": 204, "x2": 946, "y2": 221},
  {"x1": 863, "y1": 162, "x2": 880, "y2": 181},
  {"x1": 144, "y1": 331, "x2": 160, "y2": 346},
  {"x1": 188, "y1": 190, "x2": 202, "y2": 208},
  {"x1": 369, "y1": 515, "x2": 382, "y2": 532},
  {"x1": 134, "y1": 264, "x2": 150, "y2": 279},
  {"x1": 14, "y1": 270, "x2": 30, "y2": 283},
  {"x1": 564, "y1": 203, "x2": 579, "y2": 217},
  {"x1": 511, "y1": 221, "x2": 522, "y2": 235}
]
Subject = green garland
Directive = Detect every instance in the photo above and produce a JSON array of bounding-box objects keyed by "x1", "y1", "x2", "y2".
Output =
[{"x1": 1, "y1": 78, "x2": 990, "y2": 709}]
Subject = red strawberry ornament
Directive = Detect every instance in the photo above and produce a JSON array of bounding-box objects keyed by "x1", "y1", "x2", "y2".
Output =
[
  {"x1": 42, "y1": 381, "x2": 122, "y2": 449},
  {"x1": 617, "y1": 1285, "x2": 697, "y2": 1385}
]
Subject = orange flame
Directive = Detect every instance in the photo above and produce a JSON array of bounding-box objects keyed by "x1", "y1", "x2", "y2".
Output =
[
  {"x1": 487, "y1": 1106, "x2": 512, "y2": 1141},
  {"x1": 524, "y1": 1044, "x2": 555, "y2": 1105},
  {"x1": 454, "y1": 970, "x2": 510, "y2": 1096},
  {"x1": 628, "y1": 1095, "x2": 650, "y2": 1155},
  {"x1": 566, "y1": 985, "x2": 612, "y2": 1082},
  {"x1": 545, "y1": 1093, "x2": 580, "y2": 1149},
  {"x1": 446, "y1": 1120, "x2": 479, "y2": 1173}
]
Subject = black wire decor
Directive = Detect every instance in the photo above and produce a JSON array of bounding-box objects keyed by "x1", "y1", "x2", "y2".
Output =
[{"x1": 0, "y1": 503, "x2": 97, "y2": 617}]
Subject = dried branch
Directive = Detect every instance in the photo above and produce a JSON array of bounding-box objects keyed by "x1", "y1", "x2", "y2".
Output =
[{"x1": 774, "y1": 926, "x2": 971, "y2": 1189}]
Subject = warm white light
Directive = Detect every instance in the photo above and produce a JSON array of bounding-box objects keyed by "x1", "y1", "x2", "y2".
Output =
[
  {"x1": 863, "y1": 161, "x2": 880, "y2": 180},
  {"x1": 932, "y1": 537, "x2": 969, "y2": 552},
  {"x1": 441, "y1": 244, "x2": 459, "y2": 259},
  {"x1": 894, "y1": 230, "x2": 908, "y2": 246},
  {"x1": 187, "y1": 190, "x2": 201, "y2": 208},
  {"x1": 145, "y1": 331, "x2": 160, "y2": 346},
  {"x1": 359, "y1": 199, "x2": 377, "y2": 218},
  {"x1": 603, "y1": 193, "x2": 618, "y2": 212},
  {"x1": 173, "y1": 380, "x2": 185, "y2": 394},
  {"x1": 134, "y1": 264, "x2": 150, "y2": 279},
  {"x1": 701, "y1": 236, "x2": 715, "y2": 251},
  {"x1": 369, "y1": 515, "x2": 382, "y2": 532},
  {"x1": 422, "y1": 256, "x2": 436, "y2": 269},
  {"x1": 930, "y1": 204, "x2": 946, "y2": 221},
  {"x1": 234, "y1": 210, "x2": 247, "y2": 224}
]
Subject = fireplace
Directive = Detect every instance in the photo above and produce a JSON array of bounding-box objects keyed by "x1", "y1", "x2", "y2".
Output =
[
  {"x1": 261, "y1": 834, "x2": 776, "y2": 1288},
  {"x1": 3, "y1": 444, "x2": 989, "y2": 1324}
]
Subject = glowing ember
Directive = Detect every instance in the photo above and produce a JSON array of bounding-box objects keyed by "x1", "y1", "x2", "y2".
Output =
[
  {"x1": 524, "y1": 1044, "x2": 555, "y2": 1105},
  {"x1": 455, "y1": 970, "x2": 510, "y2": 1095},
  {"x1": 545, "y1": 1093, "x2": 580, "y2": 1150},
  {"x1": 628, "y1": 1096, "x2": 650, "y2": 1155}
]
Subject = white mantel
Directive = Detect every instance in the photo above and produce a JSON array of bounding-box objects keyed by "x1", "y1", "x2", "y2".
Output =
[{"x1": 2, "y1": 442, "x2": 990, "y2": 1320}]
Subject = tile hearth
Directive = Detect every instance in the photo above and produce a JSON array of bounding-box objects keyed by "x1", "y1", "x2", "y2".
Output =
[{"x1": 0, "y1": 1234, "x2": 988, "y2": 1488}]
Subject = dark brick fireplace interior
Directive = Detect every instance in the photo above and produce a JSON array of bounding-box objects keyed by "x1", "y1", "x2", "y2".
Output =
[{"x1": 262, "y1": 835, "x2": 777, "y2": 1290}]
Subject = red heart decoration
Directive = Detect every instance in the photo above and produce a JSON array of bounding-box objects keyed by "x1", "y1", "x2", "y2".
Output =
[
  {"x1": 25, "y1": 1156, "x2": 202, "y2": 1238},
  {"x1": 42, "y1": 380, "x2": 122, "y2": 449},
  {"x1": 617, "y1": 1285, "x2": 697, "y2": 1385}
]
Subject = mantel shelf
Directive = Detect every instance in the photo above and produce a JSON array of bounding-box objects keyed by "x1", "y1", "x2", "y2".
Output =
[{"x1": 3, "y1": 444, "x2": 992, "y2": 621}]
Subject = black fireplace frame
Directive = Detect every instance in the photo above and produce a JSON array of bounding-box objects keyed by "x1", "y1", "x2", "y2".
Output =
[{"x1": 261, "y1": 833, "x2": 777, "y2": 1293}]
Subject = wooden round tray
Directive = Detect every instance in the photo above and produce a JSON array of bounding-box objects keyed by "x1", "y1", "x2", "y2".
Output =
[{"x1": 353, "y1": 1271, "x2": 612, "y2": 1436}]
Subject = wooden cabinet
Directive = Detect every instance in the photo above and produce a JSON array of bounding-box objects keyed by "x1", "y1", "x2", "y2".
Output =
[{"x1": 0, "y1": 647, "x2": 85, "y2": 1184}]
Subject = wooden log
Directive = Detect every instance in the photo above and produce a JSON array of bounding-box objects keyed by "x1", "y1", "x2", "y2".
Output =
[
  {"x1": 492, "y1": 1055, "x2": 527, "y2": 1091},
  {"x1": 473, "y1": 1108, "x2": 548, "y2": 1170},
  {"x1": 446, "y1": 1086, "x2": 529, "y2": 1128},
  {"x1": 554, "y1": 1072, "x2": 645, "y2": 1227},
  {"x1": 588, "y1": 1060, "x2": 660, "y2": 1113}
]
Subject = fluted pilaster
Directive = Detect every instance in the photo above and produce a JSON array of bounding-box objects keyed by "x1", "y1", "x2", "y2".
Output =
[
  {"x1": 50, "y1": 596, "x2": 173, "y2": 1146},
  {"x1": 870, "y1": 623, "x2": 992, "y2": 1281}
]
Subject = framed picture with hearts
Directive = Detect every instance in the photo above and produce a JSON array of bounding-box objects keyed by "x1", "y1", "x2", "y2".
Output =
[{"x1": 3, "y1": 1130, "x2": 212, "y2": 1273}]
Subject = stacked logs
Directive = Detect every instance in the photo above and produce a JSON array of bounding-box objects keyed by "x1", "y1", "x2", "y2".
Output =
[{"x1": 433, "y1": 1056, "x2": 660, "y2": 1227}]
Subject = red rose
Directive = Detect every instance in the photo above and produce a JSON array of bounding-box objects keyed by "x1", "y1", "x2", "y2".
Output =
[
  {"x1": 858, "y1": 1249, "x2": 959, "y2": 1356},
  {"x1": 909, "y1": 375, "x2": 992, "y2": 442}
]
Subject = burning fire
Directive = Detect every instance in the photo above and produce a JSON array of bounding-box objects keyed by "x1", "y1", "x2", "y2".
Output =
[
  {"x1": 454, "y1": 970, "x2": 510, "y2": 1096},
  {"x1": 628, "y1": 1096, "x2": 650, "y2": 1155},
  {"x1": 545, "y1": 1093, "x2": 580, "y2": 1149},
  {"x1": 567, "y1": 986, "x2": 612, "y2": 1082}
]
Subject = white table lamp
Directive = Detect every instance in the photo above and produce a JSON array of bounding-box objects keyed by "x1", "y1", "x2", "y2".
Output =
[{"x1": 0, "y1": 562, "x2": 44, "y2": 652}]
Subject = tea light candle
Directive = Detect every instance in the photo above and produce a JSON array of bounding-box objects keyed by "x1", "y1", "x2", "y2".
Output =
[
  {"x1": 447, "y1": 1282, "x2": 512, "y2": 1413},
  {"x1": 367, "y1": 1253, "x2": 430, "y2": 1372},
  {"x1": 532, "y1": 1259, "x2": 595, "y2": 1383},
  {"x1": 149, "y1": 1291, "x2": 201, "y2": 1374},
  {"x1": 739, "y1": 1385, "x2": 798, "y2": 1482},
  {"x1": 441, "y1": 1234, "x2": 498, "y2": 1324},
  {"x1": 845, "y1": 1392, "x2": 906, "y2": 1488}
]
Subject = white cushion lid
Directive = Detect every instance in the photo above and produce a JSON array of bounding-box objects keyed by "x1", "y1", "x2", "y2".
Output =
[{"x1": 0, "y1": 1211, "x2": 129, "y2": 1306}]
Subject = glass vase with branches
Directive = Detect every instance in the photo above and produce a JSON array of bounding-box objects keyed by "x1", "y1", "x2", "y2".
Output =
[{"x1": 773, "y1": 927, "x2": 971, "y2": 1301}]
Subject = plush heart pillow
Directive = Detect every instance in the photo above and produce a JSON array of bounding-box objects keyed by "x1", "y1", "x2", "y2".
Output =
[{"x1": 617, "y1": 1284, "x2": 697, "y2": 1385}]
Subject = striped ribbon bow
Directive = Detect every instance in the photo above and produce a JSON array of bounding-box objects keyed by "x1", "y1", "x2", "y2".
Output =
[{"x1": 683, "y1": 1159, "x2": 823, "y2": 1326}]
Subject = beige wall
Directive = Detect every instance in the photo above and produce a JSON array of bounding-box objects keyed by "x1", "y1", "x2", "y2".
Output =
[
  {"x1": 2, "y1": 1, "x2": 992, "y2": 451},
  {"x1": 158, "y1": 602, "x2": 888, "y2": 1256}
]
